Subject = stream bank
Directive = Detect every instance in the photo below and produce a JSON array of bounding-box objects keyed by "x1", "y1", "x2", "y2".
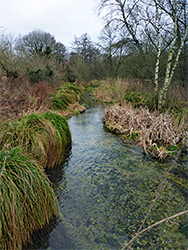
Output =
[{"x1": 30, "y1": 93, "x2": 188, "y2": 250}]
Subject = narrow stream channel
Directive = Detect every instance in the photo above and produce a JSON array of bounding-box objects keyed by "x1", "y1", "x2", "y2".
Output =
[{"x1": 31, "y1": 93, "x2": 188, "y2": 250}]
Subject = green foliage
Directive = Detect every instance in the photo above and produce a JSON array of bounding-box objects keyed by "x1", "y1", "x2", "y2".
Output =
[
  {"x1": 0, "y1": 147, "x2": 58, "y2": 250},
  {"x1": 124, "y1": 91, "x2": 142, "y2": 105},
  {"x1": 41, "y1": 111, "x2": 71, "y2": 152},
  {"x1": 173, "y1": 107, "x2": 188, "y2": 131},
  {"x1": 124, "y1": 91, "x2": 156, "y2": 110},
  {"x1": 51, "y1": 96, "x2": 69, "y2": 111},
  {"x1": 27, "y1": 65, "x2": 54, "y2": 84}
]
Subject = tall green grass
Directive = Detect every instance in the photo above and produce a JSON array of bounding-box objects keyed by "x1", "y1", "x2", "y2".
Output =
[
  {"x1": 0, "y1": 111, "x2": 71, "y2": 168},
  {"x1": 0, "y1": 147, "x2": 58, "y2": 250}
]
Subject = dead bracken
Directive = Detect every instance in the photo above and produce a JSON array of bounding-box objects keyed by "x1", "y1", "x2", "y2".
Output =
[{"x1": 103, "y1": 104, "x2": 187, "y2": 160}]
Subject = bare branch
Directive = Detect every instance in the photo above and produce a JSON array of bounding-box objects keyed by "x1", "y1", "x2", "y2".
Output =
[{"x1": 122, "y1": 210, "x2": 188, "y2": 250}]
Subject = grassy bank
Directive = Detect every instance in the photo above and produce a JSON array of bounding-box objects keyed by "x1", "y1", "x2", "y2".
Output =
[
  {"x1": 0, "y1": 79, "x2": 86, "y2": 249},
  {"x1": 0, "y1": 111, "x2": 71, "y2": 169},
  {"x1": 0, "y1": 111, "x2": 72, "y2": 249},
  {"x1": 0, "y1": 147, "x2": 58, "y2": 250}
]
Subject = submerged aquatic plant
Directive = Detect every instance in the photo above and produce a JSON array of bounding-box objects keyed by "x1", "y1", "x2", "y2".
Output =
[
  {"x1": 0, "y1": 147, "x2": 58, "y2": 250},
  {"x1": 0, "y1": 111, "x2": 71, "y2": 168}
]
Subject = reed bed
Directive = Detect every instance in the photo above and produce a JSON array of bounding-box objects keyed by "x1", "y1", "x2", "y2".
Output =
[
  {"x1": 0, "y1": 111, "x2": 71, "y2": 169},
  {"x1": 103, "y1": 105, "x2": 186, "y2": 160},
  {"x1": 92, "y1": 78, "x2": 129, "y2": 104},
  {"x1": 0, "y1": 147, "x2": 58, "y2": 250}
]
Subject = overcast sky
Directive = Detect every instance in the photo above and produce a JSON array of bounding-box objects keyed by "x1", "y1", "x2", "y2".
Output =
[{"x1": 0, "y1": 0, "x2": 104, "y2": 47}]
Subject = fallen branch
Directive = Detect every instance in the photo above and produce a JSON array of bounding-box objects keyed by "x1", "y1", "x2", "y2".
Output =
[{"x1": 122, "y1": 210, "x2": 188, "y2": 250}]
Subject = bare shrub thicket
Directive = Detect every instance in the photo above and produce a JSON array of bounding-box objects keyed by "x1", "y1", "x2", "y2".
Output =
[
  {"x1": 0, "y1": 78, "x2": 53, "y2": 121},
  {"x1": 103, "y1": 105, "x2": 186, "y2": 160},
  {"x1": 0, "y1": 77, "x2": 32, "y2": 120}
]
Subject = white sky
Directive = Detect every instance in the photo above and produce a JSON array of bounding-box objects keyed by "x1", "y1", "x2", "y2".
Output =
[{"x1": 0, "y1": 0, "x2": 103, "y2": 47}]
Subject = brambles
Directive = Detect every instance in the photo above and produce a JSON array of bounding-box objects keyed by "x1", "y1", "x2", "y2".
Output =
[
  {"x1": 0, "y1": 78, "x2": 85, "y2": 121},
  {"x1": 0, "y1": 147, "x2": 58, "y2": 250}
]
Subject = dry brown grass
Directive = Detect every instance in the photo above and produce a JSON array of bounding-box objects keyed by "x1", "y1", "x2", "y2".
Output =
[
  {"x1": 92, "y1": 78, "x2": 153, "y2": 104},
  {"x1": 92, "y1": 78, "x2": 188, "y2": 111},
  {"x1": 92, "y1": 78, "x2": 129, "y2": 104},
  {"x1": 103, "y1": 104, "x2": 186, "y2": 160}
]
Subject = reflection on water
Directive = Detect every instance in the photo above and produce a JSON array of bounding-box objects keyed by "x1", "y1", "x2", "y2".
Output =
[{"x1": 31, "y1": 94, "x2": 188, "y2": 250}]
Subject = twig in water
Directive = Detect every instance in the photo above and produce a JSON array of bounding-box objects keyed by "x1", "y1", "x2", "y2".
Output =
[{"x1": 122, "y1": 210, "x2": 188, "y2": 250}]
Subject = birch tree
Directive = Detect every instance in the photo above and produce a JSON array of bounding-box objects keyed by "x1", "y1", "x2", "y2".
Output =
[
  {"x1": 157, "y1": 0, "x2": 188, "y2": 109},
  {"x1": 158, "y1": 26, "x2": 188, "y2": 109},
  {"x1": 97, "y1": 0, "x2": 188, "y2": 109},
  {"x1": 153, "y1": 3, "x2": 162, "y2": 99}
]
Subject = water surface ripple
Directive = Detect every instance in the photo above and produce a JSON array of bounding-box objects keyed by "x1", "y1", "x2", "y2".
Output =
[{"x1": 33, "y1": 95, "x2": 188, "y2": 250}]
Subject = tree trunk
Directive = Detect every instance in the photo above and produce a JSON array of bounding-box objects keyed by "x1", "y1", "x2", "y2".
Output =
[{"x1": 158, "y1": 27, "x2": 188, "y2": 110}]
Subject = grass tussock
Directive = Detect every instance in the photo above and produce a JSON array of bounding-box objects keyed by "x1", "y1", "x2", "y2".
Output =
[
  {"x1": 51, "y1": 83, "x2": 80, "y2": 109},
  {"x1": 0, "y1": 112, "x2": 71, "y2": 168},
  {"x1": 103, "y1": 104, "x2": 186, "y2": 160},
  {"x1": 50, "y1": 82, "x2": 85, "y2": 117},
  {"x1": 0, "y1": 147, "x2": 58, "y2": 250}
]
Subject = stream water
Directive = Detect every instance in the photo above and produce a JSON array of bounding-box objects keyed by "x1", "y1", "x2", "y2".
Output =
[{"x1": 31, "y1": 93, "x2": 188, "y2": 250}]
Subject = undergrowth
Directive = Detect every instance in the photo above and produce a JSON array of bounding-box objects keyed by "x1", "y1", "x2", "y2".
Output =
[
  {"x1": 92, "y1": 78, "x2": 188, "y2": 112},
  {"x1": 0, "y1": 79, "x2": 85, "y2": 121},
  {"x1": 0, "y1": 79, "x2": 84, "y2": 250}
]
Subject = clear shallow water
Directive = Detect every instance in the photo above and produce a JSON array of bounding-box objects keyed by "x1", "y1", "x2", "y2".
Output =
[{"x1": 31, "y1": 94, "x2": 188, "y2": 250}]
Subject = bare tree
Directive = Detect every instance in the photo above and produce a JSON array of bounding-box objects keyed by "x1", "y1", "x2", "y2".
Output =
[
  {"x1": 156, "y1": 0, "x2": 188, "y2": 109},
  {"x1": 97, "y1": 0, "x2": 188, "y2": 109},
  {"x1": 97, "y1": 0, "x2": 144, "y2": 54},
  {"x1": 15, "y1": 30, "x2": 66, "y2": 62}
]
